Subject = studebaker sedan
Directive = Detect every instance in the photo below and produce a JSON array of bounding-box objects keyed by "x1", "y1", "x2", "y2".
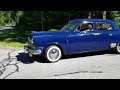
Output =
[{"x1": 24, "y1": 19, "x2": 120, "y2": 63}]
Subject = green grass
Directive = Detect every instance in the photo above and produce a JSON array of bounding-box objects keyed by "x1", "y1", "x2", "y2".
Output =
[
  {"x1": 0, "y1": 41, "x2": 26, "y2": 48},
  {"x1": 0, "y1": 30, "x2": 30, "y2": 48},
  {"x1": 5, "y1": 23, "x2": 15, "y2": 26},
  {"x1": 0, "y1": 29, "x2": 59, "y2": 48}
]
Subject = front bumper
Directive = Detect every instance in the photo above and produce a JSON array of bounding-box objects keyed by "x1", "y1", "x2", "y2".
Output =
[{"x1": 24, "y1": 46, "x2": 42, "y2": 55}]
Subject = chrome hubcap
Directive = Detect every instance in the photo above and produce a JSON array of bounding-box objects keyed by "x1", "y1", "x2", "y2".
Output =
[{"x1": 49, "y1": 49, "x2": 59, "y2": 60}]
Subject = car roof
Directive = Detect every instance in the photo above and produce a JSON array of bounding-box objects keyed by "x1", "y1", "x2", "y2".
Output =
[
  {"x1": 69, "y1": 18, "x2": 119, "y2": 30},
  {"x1": 70, "y1": 19, "x2": 114, "y2": 23}
]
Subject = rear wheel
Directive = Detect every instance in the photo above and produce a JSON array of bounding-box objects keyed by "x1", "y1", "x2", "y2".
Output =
[
  {"x1": 45, "y1": 45, "x2": 62, "y2": 63},
  {"x1": 114, "y1": 44, "x2": 120, "y2": 54}
]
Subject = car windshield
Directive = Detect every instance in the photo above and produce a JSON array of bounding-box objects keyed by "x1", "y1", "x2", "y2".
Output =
[{"x1": 61, "y1": 22, "x2": 78, "y2": 31}]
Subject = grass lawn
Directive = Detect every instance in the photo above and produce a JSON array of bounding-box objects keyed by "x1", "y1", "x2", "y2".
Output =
[
  {"x1": 0, "y1": 41, "x2": 26, "y2": 48},
  {"x1": 0, "y1": 29, "x2": 58, "y2": 48},
  {"x1": 0, "y1": 30, "x2": 30, "y2": 48}
]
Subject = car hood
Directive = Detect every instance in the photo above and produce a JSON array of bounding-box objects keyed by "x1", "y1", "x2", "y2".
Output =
[{"x1": 29, "y1": 31, "x2": 69, "y2": 38}]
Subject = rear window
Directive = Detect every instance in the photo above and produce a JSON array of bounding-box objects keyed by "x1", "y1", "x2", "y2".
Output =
[{"x1": 96, "y1": 22, "x2": 113, "y2": 30}]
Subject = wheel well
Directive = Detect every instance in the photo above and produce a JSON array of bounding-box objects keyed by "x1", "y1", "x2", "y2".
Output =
[{"x1": 43, "y1": 44, "x2": 65, "y2": 56}]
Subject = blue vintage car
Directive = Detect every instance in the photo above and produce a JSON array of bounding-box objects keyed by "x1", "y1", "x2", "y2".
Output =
[{"x1": 24, "y1": 19, "x2": 120, "y2": 63}]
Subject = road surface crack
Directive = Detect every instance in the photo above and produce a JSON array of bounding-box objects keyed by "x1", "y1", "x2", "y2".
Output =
[
  {"x1": 0, "y1": 50, "x2": 21, "y2": 79},
  {"x1": 48, "y1": 70, "x2": 103, "y2": 78}
]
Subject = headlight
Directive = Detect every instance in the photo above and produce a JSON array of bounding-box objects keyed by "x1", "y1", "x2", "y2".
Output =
[
  {"x1": 28, "y1": 37, "x2": 30, "y2": 41},
  {"x1": 28, "y1": 37, "x2": 34, "y2": 44},
  {"x1": 31, "y1": 38, "x2": 34, "y2": 44}
]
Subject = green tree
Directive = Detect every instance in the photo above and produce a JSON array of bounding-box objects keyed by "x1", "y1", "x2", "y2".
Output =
[{"x1": 110, "y1": 11, "x2": 120, "y2": 28}]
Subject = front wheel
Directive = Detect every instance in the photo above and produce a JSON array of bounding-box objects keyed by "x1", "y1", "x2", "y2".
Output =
[
  {"x1": 114, "y1": 44, "x2": 120, "y2": 54},
  {"x1": 45, "y1": 45, "x2": 62, "y2": 63}
]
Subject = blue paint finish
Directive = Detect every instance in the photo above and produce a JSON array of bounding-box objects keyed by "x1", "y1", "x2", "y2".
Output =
[
  {"x1": 68, "y1": 31, "x2": 100, "y2": 54},
  {"x1": 109, "y1": 30, "x2": 120, "y2": 43},
  {"x1": 31, "y1": 31, "x2": 70, "y2": 55},
  {"x1": 92, "y1": 30, "x2": 111, "y2": 50},
  {"x1": 26, "y1": 19, "x2": 120, "y2": 56}
]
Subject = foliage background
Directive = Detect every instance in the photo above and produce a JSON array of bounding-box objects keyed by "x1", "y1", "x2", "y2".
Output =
[{"x1": 0, "y1": 11, "x2": 120, "y2": 31}]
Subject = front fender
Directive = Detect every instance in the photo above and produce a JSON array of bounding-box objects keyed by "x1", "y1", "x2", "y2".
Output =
[{"x1": 33, "y1": 36, "x2": 69, "y2": 55}]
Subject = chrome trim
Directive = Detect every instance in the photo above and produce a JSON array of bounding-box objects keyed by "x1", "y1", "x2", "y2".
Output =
[
  {"x1": 24, "y1": 46, "x2": 42, "y2": 55},
  {"x1": 92, "y1": 33, "x2": 101, "y2": 35},
  {"x1": 28, "y1": 38, "x2": 35, "y2": 49},
  {"x1": 110, "y1": 43, "x2": 117, "y2": 48},
  {"x1": 28, "y1": 37, "x2": 33, "y2": 44}
]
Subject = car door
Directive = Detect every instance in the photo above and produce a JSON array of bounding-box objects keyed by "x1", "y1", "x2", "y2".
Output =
[
  {"x1": 94, "y1": 22, "x2": 114, "y2": 50},
  {"x1": 68, "y1": 22, "x2": 101, "y2": 54}
]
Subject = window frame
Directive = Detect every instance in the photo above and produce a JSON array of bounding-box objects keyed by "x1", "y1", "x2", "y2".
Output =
[
  {"x1": 96, "y1": 22, "x2": 114, "y2": 31},
  {"x1": 75, "y1": 22, "x2": 94, "y2": 32}
]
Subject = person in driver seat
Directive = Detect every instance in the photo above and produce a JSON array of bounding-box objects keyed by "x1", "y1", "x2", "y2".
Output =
[{"x1": 85, "y1": 24, "x2": 93, "y2": 31}]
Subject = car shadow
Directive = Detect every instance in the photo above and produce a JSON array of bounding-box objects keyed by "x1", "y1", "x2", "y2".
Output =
[
  {"x1": 16, "y1": 53, "x2": 31, "y2": 64},
  {"x1": 16, "y1": 49, "x2": 116, "y2": 64},
  {"x1": 16, "y1": 53, "x2": 45, "y2": 64},
  {"x1": 62, "y1": 49, "x2": 116, "y2": 60}
]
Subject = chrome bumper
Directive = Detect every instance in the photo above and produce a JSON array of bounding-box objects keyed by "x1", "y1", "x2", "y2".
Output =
[{"x1": 24, "y1": 46, "x2": 42, "y2": 55}]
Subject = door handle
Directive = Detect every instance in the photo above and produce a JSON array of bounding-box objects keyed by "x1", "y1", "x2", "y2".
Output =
[
  {"x1": 109, "y1": 34, "x2": 112, "y2": 36},
  {"x1": 65, "y1": 39, "x2": 69, "y2": 44}
]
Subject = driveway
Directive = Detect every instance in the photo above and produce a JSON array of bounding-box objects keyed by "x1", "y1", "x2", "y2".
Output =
[{"x1": 0, "y1": 46, "x2": 120, "y2": 79}]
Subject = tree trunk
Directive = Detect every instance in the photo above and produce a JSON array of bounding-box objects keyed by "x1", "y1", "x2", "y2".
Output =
[
  {"x1": 88, "y1": 11, "x2": 92, "y2": 19},
  {"x1": 103, "y1": 11, "x2": 106, "y2": 19},
  {"x1": 41, "y1": 11, "x2": 44, "y2": 31}
]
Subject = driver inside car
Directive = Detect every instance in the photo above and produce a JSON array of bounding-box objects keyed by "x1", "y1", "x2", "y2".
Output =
[{"x1": 85, "y1": 24, "x2": 93, "y2": 31}]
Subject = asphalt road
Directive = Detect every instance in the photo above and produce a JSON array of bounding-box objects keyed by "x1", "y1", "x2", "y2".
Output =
[{"x1": 0, "y1": 47, "x2": 120, "y2": 79}]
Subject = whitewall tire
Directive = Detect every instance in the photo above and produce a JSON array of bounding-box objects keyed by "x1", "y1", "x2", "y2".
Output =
[
  {"x1": 114, "y1": 44, "x2": 120, "y2": 54},
  {"x1": 45, "y1": 45, "x2": 62, "y2": 63}
]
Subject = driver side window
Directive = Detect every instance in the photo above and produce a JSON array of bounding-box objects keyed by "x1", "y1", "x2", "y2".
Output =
[{"x1": 76, "y1": 23, "x2": 94, "y2": 32}]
